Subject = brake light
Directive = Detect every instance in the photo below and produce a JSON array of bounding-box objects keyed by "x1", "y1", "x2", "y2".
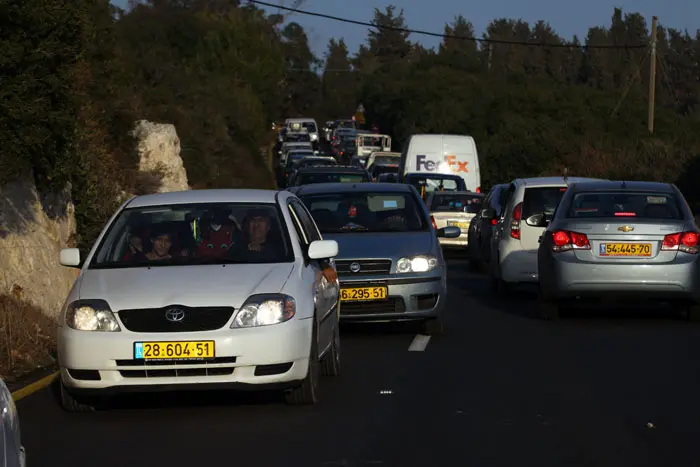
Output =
[
  {"x1": 614, "y1": 212, "x2": 636, "y2": 217},
  {"x1": 509, "y1": 202, "x2": 522, "y2": 239},
  {"x1": 662, "y1": 232, "x2": 699, "y2": 254},
  {"x1": 431, "y1": 215, "x2": 437, "y2": 229},
  {"x1": 551, "y1": 230, "x2": 591, "y2": 252},
  {"x1": 476, "y1": 187, "x2": 481, "y2": 193},
  {"x1": 490, "y1": 218, "x2": 498, "y2": 225}
]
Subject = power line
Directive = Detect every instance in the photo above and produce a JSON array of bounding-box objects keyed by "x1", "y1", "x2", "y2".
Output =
[{"x1": 247, "y1": 0, "x2": 648, "y2": 50}]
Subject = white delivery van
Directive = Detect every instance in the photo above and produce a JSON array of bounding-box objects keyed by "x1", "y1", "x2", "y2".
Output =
[
  {"x1": 399, "y1": 134, "x2": 482, "y2": 193},
  {"x1": 285, "y1": 118, "x2": 320, "y2": 142}
]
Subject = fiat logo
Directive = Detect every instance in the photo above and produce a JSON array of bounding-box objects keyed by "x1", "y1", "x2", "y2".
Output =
[
  {"x1": 350, "y1": 262, "x2": 361, "y2": 273},
  {"x1": 165, "y1": 307, "x2": 185, "y2": 322}
]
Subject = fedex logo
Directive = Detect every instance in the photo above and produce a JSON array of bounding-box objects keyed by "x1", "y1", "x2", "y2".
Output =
[{"x1": 415, "y1": 155, "x2": 468, "y2": 173}]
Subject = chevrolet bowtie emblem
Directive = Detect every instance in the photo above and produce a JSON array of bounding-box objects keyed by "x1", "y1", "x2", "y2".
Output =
[{"x1": 618, "y1": 225, "x2": 634, "y2": 232}]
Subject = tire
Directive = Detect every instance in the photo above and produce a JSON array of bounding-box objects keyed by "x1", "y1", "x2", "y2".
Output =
[
  {"x1": 422, "y1": 314, "x2": 444, "y2": 336},
  {"x1": 285, "y1": 320, "x2": 320, "y2": 405},
  {"x1": 686, "y1": 303, "x2": 700, "y2": 322},
  {"x1": 491, "y1": 276, "x2": 512, "y2": 295},
  {"x1": 60, "y1": 382, "x2": 97, "y2": 412},
  {"x1": 320, "y1": 322, "x2": 340, "y2": 377}
]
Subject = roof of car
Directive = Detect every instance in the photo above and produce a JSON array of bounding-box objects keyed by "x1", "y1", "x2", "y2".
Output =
[
  {"x1": 569, "y1": 180, "x2": 676, "y2": 193},
  {"x1": 126, "y1": 189, "x2": 284, "y2": 208},
  {"x1": 514, "y1": 176, "x2": 606, "y2": 187},
  {"x1": 292, "y1": 182, "x2": 413, "y2": 197},
  {"x1": 430, "y1": 190, "x2": 484, "y2": 196},
  {"x1": 294, "y1": 166, "x2": 367, "y2": 173}
]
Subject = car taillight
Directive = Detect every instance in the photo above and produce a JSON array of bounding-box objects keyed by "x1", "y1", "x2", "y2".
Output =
[
  {"x1": 662, "y1": 232, "x2": 699, "y2": 254},
  {"x1": 490, "y1": 218, "x2": 498, "y2": 225},
  {"x1": 551, "y1": 230, "x2": 591, "y2": 252},
  {"x1": 476, "y1": 187, "x2": 481, "y2": 193},
  {"x1": 431, "y1": 215, "x2": 437, "y2": 229},
  {"x1": 509, "y1": 203, "x2": 522, "y2": 239}
]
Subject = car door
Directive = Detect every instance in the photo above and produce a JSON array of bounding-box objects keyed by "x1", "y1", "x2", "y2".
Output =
[{"x1": 288, "y1": 200, "x2": 338, "y2": 353}]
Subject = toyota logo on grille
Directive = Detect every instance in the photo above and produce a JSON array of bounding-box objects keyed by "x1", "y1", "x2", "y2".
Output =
[
  {"x1": 350, "y1": 262, "x2": 361, "y2": 273},
  {"x1": 165, "y1": 307, "x2": 185, "y2": 322}
]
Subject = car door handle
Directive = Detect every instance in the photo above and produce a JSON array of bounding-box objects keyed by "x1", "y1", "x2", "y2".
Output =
[{"x1": 538, "y1": 235, "x2": 543, "y2": 243}]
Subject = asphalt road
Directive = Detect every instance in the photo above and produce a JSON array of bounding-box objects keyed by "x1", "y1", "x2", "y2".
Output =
[{"x1": 17, "y1": 257, "x2": 700, "y2": 467}]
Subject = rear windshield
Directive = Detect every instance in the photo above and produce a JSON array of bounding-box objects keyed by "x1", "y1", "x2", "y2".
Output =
[
  {"x1": 299, "y1": 159, "x2": 337, "y2": 168},
  {"x1": 407, "y1": 175, "x2": 464, "y2": 194},
  {"x1": 295, "y1": 172, "x2": 370, "y2": 185},
  {"x1": 285, "y1": 133, "x2": 310, "y2": 142},
  {"x1": 431, "y1": 194, "x2": 484, "y2": 213},
  {"x1": 566, "y1": 192, "x2": 683, "y2": 219},
  {"x1": 522, "y1": 187, "x2": 567, "y2": 219}
]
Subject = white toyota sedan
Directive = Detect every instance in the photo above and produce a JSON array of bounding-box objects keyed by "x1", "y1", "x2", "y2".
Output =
[{"x1": 57, "y1": 189, "x2": 340, "y2": 411}]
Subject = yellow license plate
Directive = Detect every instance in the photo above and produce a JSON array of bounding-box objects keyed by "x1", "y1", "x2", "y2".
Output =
[
  {"x1": 448, "y1": 221, "x2": 469, "y2": 229},
  {"x1": 599, "y1": 243, "x2": 652, "y2": 257},
  {"x1": 340, "y1": 286, "x2": 388, "y2": 301},
  {"x1": 134, "y1": 341, "x2": 215, "y2": 361}
]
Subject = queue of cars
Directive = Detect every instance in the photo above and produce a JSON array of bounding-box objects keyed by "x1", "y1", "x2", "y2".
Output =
[{"x1": 467, "y1": 177, "x2": 700, "y2": 321}]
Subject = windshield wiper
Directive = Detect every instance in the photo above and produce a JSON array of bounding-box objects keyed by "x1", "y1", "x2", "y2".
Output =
[{"x1": 340, "y1": 223, "x2": 369, "y2": 231}]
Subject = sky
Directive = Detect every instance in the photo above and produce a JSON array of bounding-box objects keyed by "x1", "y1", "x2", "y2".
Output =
[{"x1": 112, "y1": 0, "x2": 698, "y2": 57}]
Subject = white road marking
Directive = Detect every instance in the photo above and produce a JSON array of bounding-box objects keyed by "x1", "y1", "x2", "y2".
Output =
[{"x1": 408, "y1": 334, "x2": 431, "y2": 351}]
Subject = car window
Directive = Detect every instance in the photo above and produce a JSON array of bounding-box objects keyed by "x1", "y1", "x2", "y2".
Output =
[
  {"x1": 566, "y1": 192, "x2": 683, "y2": 219},
  {"x1": 290, "y1": 200, "x2": 322, "y2": 242},
  {"x1": 301, "y1": 122, "x2": 317, "y2": 133},
  {"x1": 430, "y1": 193, "x2": 484, "y2": 213},
  {"x1": 301, "y1": 159, "x2": 336, "y2": 168},
  {"x1": 296, "y1": 173, "x2": 369, "y2": 185},
  {"x1": 522, "y1": 186, "x2": 567, "y2": 219},
  {"x1": 299, "y1": 191, "x2": 428, "y2": 233},
  {"x1": 90, "y1": 203, "x2": 293, "y2": 268}
]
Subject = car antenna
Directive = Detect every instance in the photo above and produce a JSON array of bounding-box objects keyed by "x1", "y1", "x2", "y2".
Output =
[
  {"x1": 563, "y1": 167, "x2": 568, "y2": 183},
  {"x1": 621, "y1": 180, "x2": 627, "y2": 189}
]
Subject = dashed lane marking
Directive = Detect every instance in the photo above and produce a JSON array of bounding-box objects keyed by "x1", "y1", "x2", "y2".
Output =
[{"x1": 407, "y1": 334, "x2": 431, "y2": 351}]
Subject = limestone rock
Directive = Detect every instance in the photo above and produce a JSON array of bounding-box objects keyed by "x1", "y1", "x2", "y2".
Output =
[
  {"x1": 131, "y1": 120, "x2": 189, "y2": 193},
  {"x1": 0, "y1": 178, "x2": 78, "y2": 319}
]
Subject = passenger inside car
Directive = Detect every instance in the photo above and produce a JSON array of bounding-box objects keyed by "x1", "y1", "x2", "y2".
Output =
[
  {"x1": 146, "y1": 228, "x2": 175, "y2": 261},
  {"x1": 195, "y1": 208, "x2": 241, "y2": 259}
]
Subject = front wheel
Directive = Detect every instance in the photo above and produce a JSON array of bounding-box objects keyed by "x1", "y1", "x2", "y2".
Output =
[
  {"x1": 59, "y1": 382, "x2": 98, "y2": 412},
  {"x1": 320, "y1": 322, "x2": 340, "y2": 377}
]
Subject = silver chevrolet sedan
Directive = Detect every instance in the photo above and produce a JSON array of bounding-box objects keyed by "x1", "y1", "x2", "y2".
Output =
[
  {"x1": 290, "y1": 182, "x2": 460, "y2": 335},
  {"x1": 537, "y1": 180, "x2": 700, "y2": 320},
  {"x1": 1, "y1": 379, "x2": 25, "y2": 467}
]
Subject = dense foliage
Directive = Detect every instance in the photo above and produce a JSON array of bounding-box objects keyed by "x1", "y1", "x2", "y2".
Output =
[{"x1": 1, "y1": 0, "x2": 699, "y2": 249}]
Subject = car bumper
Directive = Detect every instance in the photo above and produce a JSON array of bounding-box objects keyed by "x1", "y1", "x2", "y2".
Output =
[
  {"x1": 541, "y1": 253, "x2": 700, "y2": 300},
  {"x1": 337, "y1": 272, "x2": 446, "y2": 322},
  {"x1": 58, "y1": 317, "x2": 312, "y2": 394},
  {"x1": 439, "y1": 236, "x2": 468, "y2": 248}
]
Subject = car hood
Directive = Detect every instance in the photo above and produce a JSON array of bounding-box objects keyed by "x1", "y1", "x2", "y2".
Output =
[
  {"x1": 78, "y1": 263, "x2": 295, "y2": 310},
  {"x1": 322, "y1": 232, "x2": 435, "y2": 259}
]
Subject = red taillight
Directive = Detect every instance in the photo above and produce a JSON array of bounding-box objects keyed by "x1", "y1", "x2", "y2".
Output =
[
  {"x1": 614, "y1": 212, "x2": 636, "y2": 217},
  {"x1": 476, "y1": 187, "x2": 481, "y2": 193},
  {"x1": 431, "y1": 215, "x2": 437, "y2": 229},
  {"x1": 490, "y1": 218, "x2": 498, "y2": 226},
  {"x1": 509, "y1": 202, "x2": 522, "y2": 239},
  {"x1": 662, "y1": 232, "x2": 699, "y2": 254},
  {"x1": 551, "y1": 230, "x2": 591, "y2": 252}
]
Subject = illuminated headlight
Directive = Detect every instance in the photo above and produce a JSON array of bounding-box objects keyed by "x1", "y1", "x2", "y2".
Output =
[
  {"x1": 310, "y1": 134, "x2": 318, "y2": 141},
  {"x1": 231, "y1": 294, "x2": 296, "y2": 328},
  {"x1": 396, "y1": 255, "x2": 438, "y2": 273},
  {"x1": 64, "y1": 300, "x2": 120, "y2": 332}
]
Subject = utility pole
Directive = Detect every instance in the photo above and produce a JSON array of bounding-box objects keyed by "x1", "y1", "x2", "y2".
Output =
[
  {"x1": 648, "y1": 16, "x2": 658, "y2": 134},
  {"x1": 487, "y1": 44, "x2": 493, "y2": 72}
]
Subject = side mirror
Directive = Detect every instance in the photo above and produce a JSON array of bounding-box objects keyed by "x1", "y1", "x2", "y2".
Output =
[
  {"x1": 59, "y1": 248, "x2": 82, "y2": 268},
  {"x1": 308, "y1": 240, "x2": 338, "y2": 260},
  {"x1": 480, "y1": 208, "x2": 496, "y2": 219},
  {"x1": 525, "y1": 212, "x2": 549, "y2": 228},
  {"x1": 437, "y1": 226, "x2": 461, "y2": 238}
]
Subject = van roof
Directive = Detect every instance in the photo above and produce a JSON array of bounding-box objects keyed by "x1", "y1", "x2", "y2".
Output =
[{"x1": 515, "y1": 176, "x2": 606, "y2": 187}]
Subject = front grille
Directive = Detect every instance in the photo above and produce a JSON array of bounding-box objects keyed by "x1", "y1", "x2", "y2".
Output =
[
  {"x1": 341, "y1": 298, "x2": 405, "y2": 314},
  {"x1": 115, "y1": 356, "x2": 238, "y2": 378},
  {"x1": 118, "y1": 306, "x2": 235, "y2": 333},
  {"x1": 335, "y1": 259, "x2": 392, "y2": 276}
]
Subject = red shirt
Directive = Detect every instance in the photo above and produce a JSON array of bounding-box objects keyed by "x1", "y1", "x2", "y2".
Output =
[{"x1": 196, "y1": 225, "x2": 237, "y2": 258}]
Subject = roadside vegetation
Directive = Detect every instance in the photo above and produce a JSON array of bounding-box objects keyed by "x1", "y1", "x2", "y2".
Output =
[{"x1": 1, "y1": 0, "x2": 698, "y2": 377}]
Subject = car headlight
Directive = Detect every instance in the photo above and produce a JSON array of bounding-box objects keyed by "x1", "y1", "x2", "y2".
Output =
[
  {"x1": 65, "y1": 299, "x2": 120, "y2": 332},
  {"x1": 396, "y1": 255, "x2": 438, "y2": 273},
  {"x1": 311, "y1": 134, "x2": 318, "y2": 141},
  {"x1": 231, "y1": 294, "x2": 296, "y2": 328}
]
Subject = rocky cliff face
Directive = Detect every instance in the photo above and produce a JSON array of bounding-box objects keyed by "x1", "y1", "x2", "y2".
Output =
[
  {"x1": 0, "y1": 179, "x2": 78, "y2": 318},
  {"x1": 0, "y1": 120, "x2": 189, "y2": 319}
]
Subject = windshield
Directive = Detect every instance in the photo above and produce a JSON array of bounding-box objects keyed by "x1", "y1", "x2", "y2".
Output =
[
  {"x1": 286, "y1": 132, "x2": 310, "y2": 142},
  {"x1": 288, "y1": 151, "x2": 314, "y2": 159},
  {"x1": 522, "y1": 187, "x2": 567, "y2": 218},
  {"x1": 566, "y1": 191, "x2": 683, "y2": 219},
  {"x1": 430, "y1": 193, "x2": 484, "y2": 213},
  {"x1": 371, "y1": 165, "x2": 398, "y2": 176},
  {"x1": 300, "y1": 159, "x2": 337, "y2": 168},
  {"x1": 90, "y1": 203, "x2": 293, "y2": 268},
  {"x1": 286, "y1": 153, "x2": 308, "y2": 168},
  {"x1": 295, "y1": 172, "x2": 370, "y2": 185},
  {"x1": 337, "y1": 121, "x2": 355, "y2": 129},
  {"x1": 372, "y1": 155, "x2": 400, "y2": 165},
  {"x1": 301, "y1": 122, "x2": 317, "y2": 133},
  {"x1": 299, "y1": 192, "x2": 429, "y2": 233},
  {"x1": 360, "y1": 136, "x2": 384, "y2": 146}
]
